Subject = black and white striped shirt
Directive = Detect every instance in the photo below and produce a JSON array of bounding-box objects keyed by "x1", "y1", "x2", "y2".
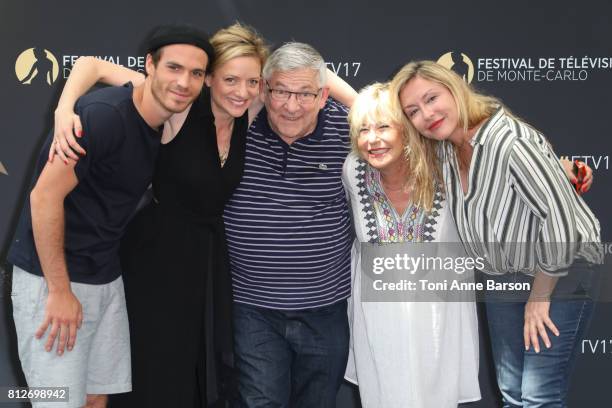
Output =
[
  {"x1": 224, "y1": 99, "x2": 353, "y2": 309},
  {"x1": 442, "y1": 107, "x2": 600, "y2": 276}
]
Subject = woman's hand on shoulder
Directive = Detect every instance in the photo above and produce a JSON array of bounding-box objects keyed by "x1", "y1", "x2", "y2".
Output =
[{"x1": 560, "y1": 157, "x2": 593, "y2": 194}]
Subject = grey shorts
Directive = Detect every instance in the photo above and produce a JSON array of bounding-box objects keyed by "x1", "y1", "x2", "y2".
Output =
[{"x1": 11, "y1": 266, "x2": 131, "y2": 408}]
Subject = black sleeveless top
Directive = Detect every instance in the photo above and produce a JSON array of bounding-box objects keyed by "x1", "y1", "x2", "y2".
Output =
[{"x1": 153, "y1": 87, "x2": 247, "y2": 219}]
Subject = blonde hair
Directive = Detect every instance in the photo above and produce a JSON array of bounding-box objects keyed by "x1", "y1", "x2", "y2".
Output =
[
  {"x1": 209, "y1": 22, "x2": 269, "y2": 73},
  {"x1": 388, "y1": 60, "x2": 503, "y2": 207},
  {"x1": 348, "y1": 82, "x2": 439, "y2": 210}
]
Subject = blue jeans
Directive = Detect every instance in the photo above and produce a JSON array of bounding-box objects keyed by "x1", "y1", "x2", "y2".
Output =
[
  {"x1": 486, "y1": 285, "x2": 594, "y2": 408},
  {"x1": 232, "y1": 300, "x2": 349, "y2": 408}
]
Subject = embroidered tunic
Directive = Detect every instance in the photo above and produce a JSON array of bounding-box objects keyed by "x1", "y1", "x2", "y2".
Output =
[{"x1": 342, "y1": 152, "x2": 481, "y2": 408}]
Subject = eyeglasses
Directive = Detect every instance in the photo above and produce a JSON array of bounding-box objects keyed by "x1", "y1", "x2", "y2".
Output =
[{"x1": 265, "y1": 81, "x2": 321, "y2": 104}]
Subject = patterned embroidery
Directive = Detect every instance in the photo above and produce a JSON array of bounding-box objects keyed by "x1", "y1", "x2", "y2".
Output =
[
  {"x1": 355, "y1": 160, "x2": 378, "y2": 242},
  {"x1": 355, "y1": 159, "x2": 443, "y2": 244}
]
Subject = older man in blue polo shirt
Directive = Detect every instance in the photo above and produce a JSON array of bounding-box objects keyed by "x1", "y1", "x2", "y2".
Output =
[{"x1": 224, "y1": 42, "x2": 353, "y2": 407}]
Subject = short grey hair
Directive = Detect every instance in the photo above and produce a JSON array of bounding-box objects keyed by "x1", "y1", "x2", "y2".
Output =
[{"x1": 262, "y1": 42, "x2": 327, "y2": 87}]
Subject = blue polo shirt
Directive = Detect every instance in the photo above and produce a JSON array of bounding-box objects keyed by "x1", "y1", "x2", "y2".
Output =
[
  {"x1": 8, "y1": 84, "x2": 160, "y2": 284},
  {"x1": 223, "y1": 98, "x2": 353, "y2": 310}
]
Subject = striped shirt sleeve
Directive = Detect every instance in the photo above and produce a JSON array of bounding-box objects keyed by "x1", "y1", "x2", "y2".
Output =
[{"x1": 507, "y1": 123, "x2": 597, "y2": 275}]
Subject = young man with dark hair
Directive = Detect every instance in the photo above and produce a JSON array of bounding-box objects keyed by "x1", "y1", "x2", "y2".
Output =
[{"x1": 8, "y1": 24, "x2": 212, "y2": 408}]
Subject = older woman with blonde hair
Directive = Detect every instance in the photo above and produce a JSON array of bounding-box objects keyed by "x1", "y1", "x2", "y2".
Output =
[
  {"x1": 389, "y1": 60, "x2": 600, "y2": 408},
  {"x1": 342, "y1": 82, "x2": 481, "y2": 407}
]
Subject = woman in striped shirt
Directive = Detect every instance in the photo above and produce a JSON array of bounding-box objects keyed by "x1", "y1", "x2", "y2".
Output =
[{"x1": 389, "y1": 60, "x2": 600, "y2": 408}]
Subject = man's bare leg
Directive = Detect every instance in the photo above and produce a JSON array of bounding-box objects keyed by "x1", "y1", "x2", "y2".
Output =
[{"x1": 84, "y1": 394, "x2": 107, "y2": 408}]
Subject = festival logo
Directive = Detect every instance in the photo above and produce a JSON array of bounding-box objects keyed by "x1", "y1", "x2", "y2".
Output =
[
  {"x1": 438, "y1": 49, "x2": 612, "y2": 83},
  {"x1": 15, "y1": 47, "x2": 60, "y2": 86},
  {"x1": 437, "y1": 51, "x2": 474, "y2": 83},
  {"x1": 474, "y1": 56, "x2": 611, "y2": 82}
]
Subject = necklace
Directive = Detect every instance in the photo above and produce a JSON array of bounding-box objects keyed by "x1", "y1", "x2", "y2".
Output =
[
  {"x1": 219, "y1": 147, "x2": 229, "y2": 167},
  {"x1": 216, "y1": 120, "x2": 233, "y2": 168}
]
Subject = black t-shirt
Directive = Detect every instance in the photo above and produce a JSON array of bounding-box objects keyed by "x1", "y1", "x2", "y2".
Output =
[{"x1": 8, "y1": 84, "x2": 161, "y2": 284}]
